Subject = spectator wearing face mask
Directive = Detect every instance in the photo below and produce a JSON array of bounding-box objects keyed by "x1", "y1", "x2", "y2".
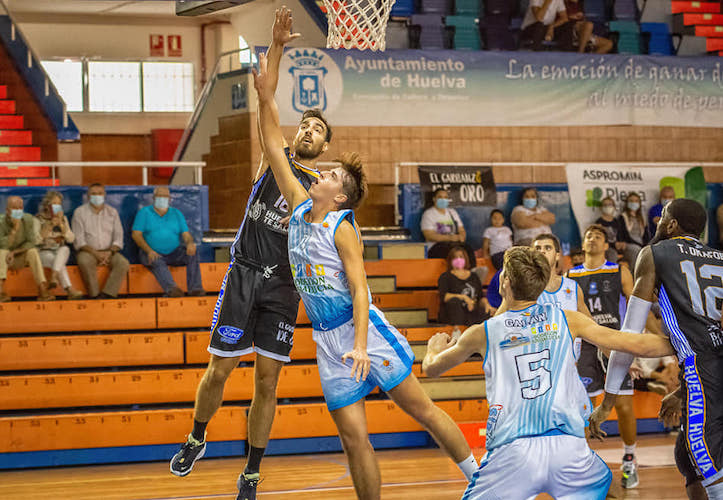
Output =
[
  {"x1": 648, "y1": 186, "x2": 675, "y2": 229},
  {"x1": 421, "y1": 188, "x2": 476, "y2": 264},
  {"x1": 0, "y1": 196, "x2": 53, "y2": 301},
  {"x1": 132, "y1": 186, "x2": 204, "y2": 297},
  {"x1": 511, "y1": 187, "x2": 556, "y2": 245},
  {"x1": 616, "y1": 192, "x2": 651, "y2": 268},
  {"x1": 437, "y1": 246, "x2": 487, "y2": 326},
  {"x1": 36, "y1": 191, "x2": 83, "y2": 299},
  {"x1": 594, "y1": 196, "x2": 624, "y2": 263},
  {"x1": 72, "y1": 183, "x2": 129, "y2": 299}
]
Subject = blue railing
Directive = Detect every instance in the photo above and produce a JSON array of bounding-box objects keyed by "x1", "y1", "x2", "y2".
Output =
[{"x1": 0, "y1": 2, "x2": 79, "y2": 141}]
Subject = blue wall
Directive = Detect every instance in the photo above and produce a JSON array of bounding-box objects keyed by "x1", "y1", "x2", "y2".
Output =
[{"x1": 0, "y1": 186, "x2": 211, "y2": 263}]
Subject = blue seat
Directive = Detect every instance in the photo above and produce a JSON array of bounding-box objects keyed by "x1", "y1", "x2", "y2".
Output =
[
  {"x1": 410, "y1": 14, "x2": 448, "y2": 48},
  {"x1": 641, "y1": 22, "x2": 673, "y2": 55},
  {"x1": 391, "y1": 0, "x2": 415, "y2": 17},
  {"x1": 419, "y1": 0, "x2": 452, "y2": 14}
]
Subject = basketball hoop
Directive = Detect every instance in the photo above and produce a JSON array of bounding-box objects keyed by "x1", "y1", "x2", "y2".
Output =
[{"x1": 320, "y1": 0, "x2": 395, "y2": 51}]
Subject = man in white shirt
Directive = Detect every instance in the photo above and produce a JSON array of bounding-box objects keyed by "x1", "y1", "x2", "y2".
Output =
[{"x1": 520, "y1": 0, "x2": 575, "y2": 51}]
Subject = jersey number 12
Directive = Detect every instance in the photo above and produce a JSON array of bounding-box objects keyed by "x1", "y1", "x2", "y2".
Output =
[{"x1": 680, "y1": 260, "x2": 723, "y2": 320}]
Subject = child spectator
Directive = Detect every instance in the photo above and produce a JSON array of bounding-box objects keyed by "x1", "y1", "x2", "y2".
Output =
[
  {"x1": 437, "y1": 246, "x2": 486, "y2": 326},
  {"x1": 481, "y1": 209, "x2": 513, "y2": 269},
  {"x1": 36, "y1": 191, "x2": 83, "y2": 299}
]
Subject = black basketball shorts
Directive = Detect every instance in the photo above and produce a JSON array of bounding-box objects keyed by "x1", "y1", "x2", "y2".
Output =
[
  {"x1": 208, "y1": 260, "x2": 300, "y2": 362},
  {"x1": 576, "y1": 340, "x2": 633, "y2": 397},
  {"x1": 675, "y1": 354, "x2": 723, "y2": 487}
]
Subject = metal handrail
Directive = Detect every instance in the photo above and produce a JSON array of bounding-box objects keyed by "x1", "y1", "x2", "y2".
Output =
[{"x1": 0, "y1": 161, "x2": 206, "y2": 186}]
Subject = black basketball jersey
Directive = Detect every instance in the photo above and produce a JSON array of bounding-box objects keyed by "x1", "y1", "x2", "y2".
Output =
[
  {"x1": 652, "y1": 237, "x2": 723, "y2": 360},
  {"x1": 568, "y1": 261, "x2": 623, "y2": 330},
  {"x1": 231, "y1": 148, "x2": 319, "y2": 276}
]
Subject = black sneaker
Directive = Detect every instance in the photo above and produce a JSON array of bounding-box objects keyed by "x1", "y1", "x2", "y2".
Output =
[
  {"x1": 236, "y1": 472, "x2": 261, "y2": 500},
  {"x1": 169, "y1": 435, "x2": 206, "y2": 477}
]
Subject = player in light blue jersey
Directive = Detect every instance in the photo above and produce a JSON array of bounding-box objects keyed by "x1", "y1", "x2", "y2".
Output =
[
  {"x1": 253, "y1": 50, "x2": 478, "y2": 499},
  {"x1": 423, "y1": 247, "x2": 675, "y2": 499}
]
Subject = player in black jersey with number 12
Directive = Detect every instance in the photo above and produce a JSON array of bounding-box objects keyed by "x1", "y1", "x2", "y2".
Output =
[
  {"x1": 170, "y1": 9, "x2": 329, "y2": 500},
  {"x1": 590, "y1": 199, "x2": 723, "y2": 500}
]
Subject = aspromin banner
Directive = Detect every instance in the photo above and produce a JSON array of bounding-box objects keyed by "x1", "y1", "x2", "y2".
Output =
[
  {"x1": 270, "y1": 47, "x2": 723, "y2": 127},
  {"x1": 565, "y1": 164, "x2": 706, "y2": 237},
  {"x1": 418, "y1": 165, "x2": 496, "y2": 207}
]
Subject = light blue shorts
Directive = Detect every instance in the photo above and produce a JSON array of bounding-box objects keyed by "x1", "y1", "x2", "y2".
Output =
[
  {"x1": 313, "y1": 305, "x2": 415, "y2": 411},
  {"x1": 463, "y1": 433, "x2": 611, "y2": 500}
]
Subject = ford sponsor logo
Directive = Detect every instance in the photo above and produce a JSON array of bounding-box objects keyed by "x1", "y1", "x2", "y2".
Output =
[{"x1": 218, "y1": 325, "x2": 244, "y2": 344}]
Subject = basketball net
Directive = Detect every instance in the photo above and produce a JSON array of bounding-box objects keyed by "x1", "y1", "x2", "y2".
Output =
[{"x1": 320, "y1": 0, "x2": 396, "y2": 51}]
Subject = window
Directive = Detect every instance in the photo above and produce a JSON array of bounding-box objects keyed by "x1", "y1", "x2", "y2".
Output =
[
  {"x1": 41, "y1": 60, "x2": 83, "y2": 112},
  {"x1": 142, "y1": 62, "x2": 194, "y2": 112},
  {"x1": 239, "y1": 35, "x2": 257, "y2": 65},
  {"x1": 88, "y1": 61, "x2": 141, "y2": 112}
]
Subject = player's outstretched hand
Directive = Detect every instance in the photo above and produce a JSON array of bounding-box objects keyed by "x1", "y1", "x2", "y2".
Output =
[
  {"x1": 272, "y1": 6, "x2": 301, "y2": 46},
  {"x1": 588, "y1": 404, "x2": 611, "y2": 441},
  {"x1": 252, "y1": 52, "x2": 272, "y2": 101},
  {"x1": 658, "y1": 388, "x2": 682, "y2": 428},
  {"x1": 342, "y1": 348, "x2": 371, "y2": 383}
]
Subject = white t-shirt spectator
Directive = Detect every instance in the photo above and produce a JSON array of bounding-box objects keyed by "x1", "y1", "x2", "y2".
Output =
[
  {"x1": 511, "y1": 205, "x2": 553, "y2": 244},
  {"x1": 522, "y1": 0, "x2": 567, "y2": 29},
  {"x1": 483, "y1": 226, "x2": 513, "y2": 256},
  {"x1": 421, "y1": 207, "x2": 464, "y2": 236}
]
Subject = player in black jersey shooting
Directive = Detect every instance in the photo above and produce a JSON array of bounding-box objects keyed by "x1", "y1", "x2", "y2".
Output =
[
  {"x1": 170, "y1": 9, "x2": 331, "y2": 500},
  {"x1": 590, "y1": 198, "x2": 723, "y2": 500}
]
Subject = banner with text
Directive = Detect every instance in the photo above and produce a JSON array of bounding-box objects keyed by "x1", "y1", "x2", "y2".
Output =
[
  {"x1": 270, "y1": 48, "x2": 723, "y2": 127},
  {"x1": 418, "y1": 165, "x2": 496, "y2": 207},
  {"x1": 565, "y1": 164, "x2": 706, "y2": 237}
]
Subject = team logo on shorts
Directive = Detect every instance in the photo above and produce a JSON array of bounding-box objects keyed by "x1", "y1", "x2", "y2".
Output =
[
  {"x1": 218, "y1": 325, "x2": 244, "y2": 344},
  {"x1": 486, "y1": 404, "x2": 503, "y2": 442},
  {"x1": 499, "y1": 333, "x2": 530, "y2": 349},
  {"x1": 580, "y1": 376, "x2": 593, "y2": 388},
  {"x1": 382, "y1": 359, "x2": 393, "y2": 372}
]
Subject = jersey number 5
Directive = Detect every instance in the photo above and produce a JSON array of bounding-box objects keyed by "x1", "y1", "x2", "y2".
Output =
[{"x1": 514, "y1": 350, "x2": 552, "y2": 399}]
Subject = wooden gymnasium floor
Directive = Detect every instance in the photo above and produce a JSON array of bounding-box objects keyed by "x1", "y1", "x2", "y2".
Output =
[{"x1": 0, "y1": 434, "x2": 689, "y2": 499}]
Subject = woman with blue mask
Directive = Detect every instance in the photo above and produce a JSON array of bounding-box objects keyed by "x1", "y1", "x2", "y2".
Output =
[
  {"x1": 616, "y1": 191, "x2": 651, "y2": 268},
  {"x1": 511, "y1": 187, "x2": 556, "y2": 245},
  {"x1": 421, "y1": 188, "x2": 476, "y2": 264},
  {"x1": 36, "y1": 191, "x2": 83, "y2": 299}
]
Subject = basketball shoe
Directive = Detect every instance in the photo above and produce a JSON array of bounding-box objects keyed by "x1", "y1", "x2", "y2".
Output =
[
  {"x1": 236, "y1": 472, "x2": 261, "y2": 500},
  {"x1": 621, "y1": 454, "x2": 639, "y2": 489},
  {"x1": 169, "y1": 434, "x2": 206, "y2": 476}
]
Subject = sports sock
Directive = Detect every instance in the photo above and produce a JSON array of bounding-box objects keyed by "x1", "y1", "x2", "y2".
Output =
[
  {"x1": 244, "y1": 445, "x2": 266, "y2": 475},
  {"x1": 456, "y1": 453, "x2": 478, "y2": 482},
  {"x1": 191, "y1": 419, "x2": 207, "y2": 443},
  {"x1": 623, "y1": 443, "x2": 636, "y2": 457},
  {"x1": 705, "y1": 480, "x2": 723, "y2": 500}
]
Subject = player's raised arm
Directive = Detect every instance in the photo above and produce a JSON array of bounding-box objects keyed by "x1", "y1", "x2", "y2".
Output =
[
  {"x1": 564, "y1": 309, "x2": 674, "y2": 358},
  {"x1": 253, "y1": 52, "x2": 309, "y2": 211},
  {"x1": 423, "y1": 323, "x2": 486, "y2": 378}
]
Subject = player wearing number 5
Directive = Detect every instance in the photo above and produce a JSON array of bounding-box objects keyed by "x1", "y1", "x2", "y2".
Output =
[
  {"x1": 253, "y1": 43, "x2": 478, "y2": 499},
  {"x1": 423, "y1": 246, "x2": 676, "y2": 499},
  {"x1": 590, "y1": 199, "x2": 723, "y2": 500},
  {"x1": 567, "y1": 224, "x2": 641, "y2": 489}
]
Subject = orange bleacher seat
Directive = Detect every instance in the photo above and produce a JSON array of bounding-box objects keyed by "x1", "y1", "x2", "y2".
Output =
[
  {"x1": 0, "y1": 332, "x2": 184, "y2": 370},
  {"x1": 0, "y1": 298, "x2": 156, "y2": 334},
  {"x1": 2, "y1": 265, "x2": 127, "y2": 297},
  {"x1": 185, "y1": 329, "x2": 318, "y2": 363},
  {"x1": 128, "y1": 263, "x2": 228, "y2": 294}
]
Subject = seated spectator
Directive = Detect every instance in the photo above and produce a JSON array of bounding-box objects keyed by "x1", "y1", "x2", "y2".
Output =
[
  {"x1": 72, "y1": 183, "x2": 130, "y2": 299},
  {"x1": 0, "y1": 196, "x2": 53, "y2": 301},
  {"x1": 132, "y1": 186, "x2": 204, "y2": 297},
  {"x1": 569, "y1": 247, "x2": 585, "y2": 267},
  {"x1": 648, "y1": 185, "x2": 675, "y2": 229},
  {"x1": 36, "y1": 191, "x2": 83, "y2": 299},
  {"x1": 511, "y1": 187, "x2": 556, "y2": 245},
  {"x1": 617, "y1": 192, "x2": 650, "y2": 268},
  {"x1": 565, "y1": 0, "x2": 612, "y2": 53},
  {"x1": 437, "y1": 246, "x2": 486, "y2": 326},
  {"x1": 481, "y1": 209, "x2": 513, "y2": 269},
  {"x1": 594, "y1": 196, "x2": 624, "y2": 263},
  {"x1": 520, "y1": 0, "x2": 575, "y2": 51},
  {"x1": 421, "y1": 188, "x2": 476, "y2": 264}
]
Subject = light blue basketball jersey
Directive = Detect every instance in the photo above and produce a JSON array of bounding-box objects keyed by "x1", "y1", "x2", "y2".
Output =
[
  {"x1": 483, "y1": 303, "x2": 591, "y2": 451},
  {"x1": 287, "y1": 198, "x2": 371, "y2": 331},
  {"x1": 537, "y1": 276, "x2": 578, "y2": 311}
]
